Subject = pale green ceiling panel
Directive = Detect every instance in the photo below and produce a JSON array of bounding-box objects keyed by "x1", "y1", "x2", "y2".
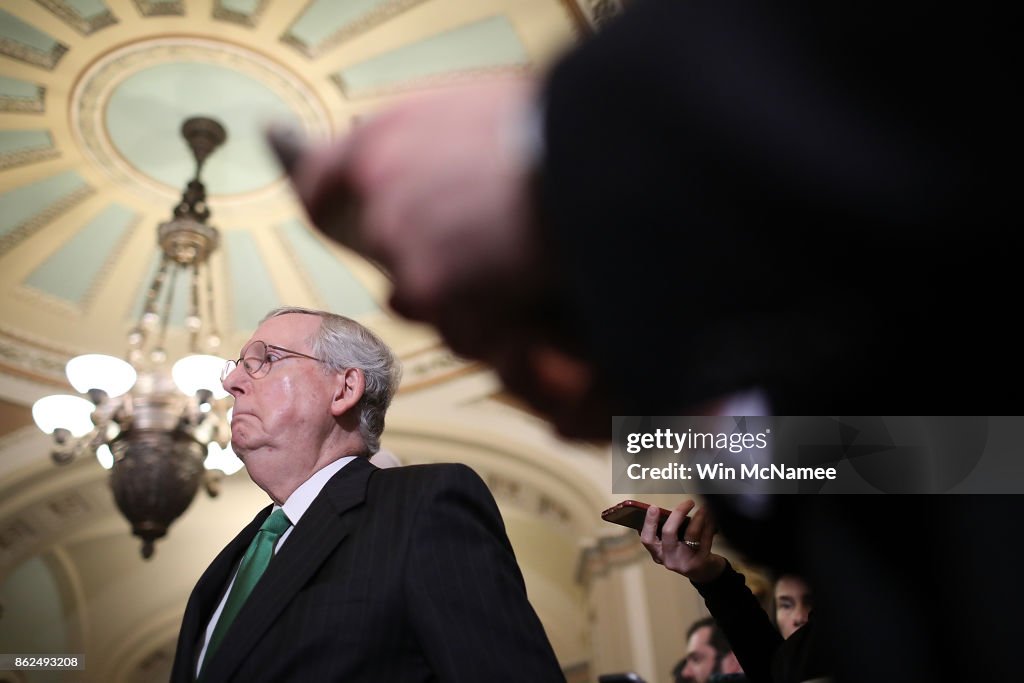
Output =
[
  {"x1": 0, "y1": 170, "x2": 89, "y2": 240},
  {"x1": 0, "y1": 129, "x2": 57, "y2": 170},
  {"x1": 275, "y1": 219, "x2": 377, "y2": 317},
  {"x1": 0, "y1": 8, "x2": 68, "y2": 69},
  {"x1": 63, "y1": 0, "x2": 110, "y2": 18},
  {"x1": 0, "y1": 75, "x2": 40, "y2": 98},
  {"x1": 224, "y1": 230, "x2": 281, "y2": 331},
  {"x1": 214, "y1": 0, "x2": 268, "y2": 28},
  {"x1": 219, "y1": 0, "x2": 263, "y2": 14},
  {"x1": 23, "y1": 203, "x2": 137, "y2": 306},
  {"x1": 332, "y1": 15, "x2": 528, "y2": 97},
  {"x1": 104, "y1": 62, "x2": 301, "y2": 195},
  {"x1": 36, "y1": 0, "x2": 117, "y2": 35},
  {"x1": 0, "y1": 75, "x2": 45, "y2": 112},
  {"x1": 0, "y1": 129, "x2": 52, "y2": 154},
  {"x1": 284, "y1": 0, "x2": 427, "y2": 56},
  {"x1": 0, "y1": 8, "x2": 60, "y2": 50}
]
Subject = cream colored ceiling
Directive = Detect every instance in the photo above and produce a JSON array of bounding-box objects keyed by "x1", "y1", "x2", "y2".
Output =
[
  {"x1": 0, "y1": 0, "x2": 593, "y2": 401},
  {"x1": 0, "y1": 2, "x2": 684, "y2": 680}
]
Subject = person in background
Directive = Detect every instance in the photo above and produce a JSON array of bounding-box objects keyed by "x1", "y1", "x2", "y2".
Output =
[
  {"x1": 773, "y1": 575, "x2": 812, "y2": 640},
  {"x1": 643, "y1": 500, "x2": 827, "y2": 683},
  {"x1": 276, "y1": 2, "x2": 1023, "y2": 680},
  {"x1": 674, "y1": 617, "x2": 745, "y2": 683}
]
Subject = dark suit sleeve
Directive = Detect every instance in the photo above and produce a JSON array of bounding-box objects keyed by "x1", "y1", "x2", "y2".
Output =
[
  {"x1": 692, "y1": 561, "x2": 782, "y2": 683},
  {"x1": 536, "y1": 0, "x2": 1020, "y2": 417},
  {"x1": 404, "y1": 463, "x2": 564, "y2": 682}
]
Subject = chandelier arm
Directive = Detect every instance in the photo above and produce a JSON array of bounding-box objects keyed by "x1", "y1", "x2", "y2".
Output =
[
  {"x1": 155, "y1": 262, "x2": 179, "y2": 360},
  {"x1": 203, "y1": 259, "x2": 220, "y2": 352},
  {"x1": 138, "y1": 255, "x2": 171, "y2": 341},
  {"x1": 189, "y1": 261, "x2": 201, "y2": 353}
]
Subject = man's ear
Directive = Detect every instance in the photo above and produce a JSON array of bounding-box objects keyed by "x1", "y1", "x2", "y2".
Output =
[{"x1": 330, "y1": 367, "x2": 365, "y2": 417}]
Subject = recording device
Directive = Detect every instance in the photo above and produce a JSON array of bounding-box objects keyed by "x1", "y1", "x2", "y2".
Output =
[
  {"x1": 598, "y1": 673, "x2": 647, "y2": 683},
  {"x1": 265, "y1": 122, "x2": 308, "y2": 176},
  {"x1": 600, "y1": 499, "x2": 690, "y2": 540}
]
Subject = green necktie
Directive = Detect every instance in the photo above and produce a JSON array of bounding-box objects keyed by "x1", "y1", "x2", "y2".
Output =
[{"x1": 201, "y1": 508, "x2": 291, "y2": 674}]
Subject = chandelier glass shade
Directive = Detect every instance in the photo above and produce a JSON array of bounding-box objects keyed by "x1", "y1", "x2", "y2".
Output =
[{"x1": 31, "y1": 117, "x2": 240, "y2": 559}]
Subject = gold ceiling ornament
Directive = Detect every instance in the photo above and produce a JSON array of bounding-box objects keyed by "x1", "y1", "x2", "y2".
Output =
[{"x1": 31, "y1": 117, "x2": 240, "y2": 560}]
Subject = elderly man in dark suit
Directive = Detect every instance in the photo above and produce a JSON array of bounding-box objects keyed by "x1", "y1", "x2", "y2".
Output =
[{"x1": 170, "y1": 306, "x2": 563, "y2": 682}]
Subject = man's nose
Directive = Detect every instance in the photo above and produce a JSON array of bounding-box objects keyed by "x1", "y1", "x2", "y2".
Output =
[{"x1": 222, "y1": 363, "x2": 248, "y2": 396}]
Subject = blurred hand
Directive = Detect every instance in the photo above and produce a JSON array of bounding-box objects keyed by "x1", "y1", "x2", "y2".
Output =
[
  {"x1": 640, "y1": 500, "x2": 726, "y2": 584},
  {"x1": 285, "y1": 78, "x2": 615, "y2": 437},
  {"x1": 290, "y1": 78, "x2": 540, "y2": 346}
]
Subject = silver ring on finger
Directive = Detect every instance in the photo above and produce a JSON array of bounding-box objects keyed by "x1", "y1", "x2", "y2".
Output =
[{"x1": 684, "y1": 539, "x2": 701, "y2": 550}]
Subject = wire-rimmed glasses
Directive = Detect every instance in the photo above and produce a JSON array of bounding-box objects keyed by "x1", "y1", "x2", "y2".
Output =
[{"x1": 220, "y1": 340, "x2": 324, "y2": 381}]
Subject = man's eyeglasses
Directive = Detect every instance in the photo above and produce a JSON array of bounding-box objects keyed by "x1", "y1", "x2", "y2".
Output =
[{"x1": 221, "y1": 340, "x2": 325, "y2": 381}]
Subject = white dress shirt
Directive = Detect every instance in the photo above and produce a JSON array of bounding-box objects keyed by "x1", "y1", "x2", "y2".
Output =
[{"x1": 196, "y1": 456, "x2": 356, "y2": 676}]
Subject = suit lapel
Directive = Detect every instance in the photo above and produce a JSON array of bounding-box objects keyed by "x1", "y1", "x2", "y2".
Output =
[
  {"x1": 172, "y1": 507, "x2": 270, "y2": 682},
  {"x1": 200, "y1": 457, "x2": 377, "y2": 682}
]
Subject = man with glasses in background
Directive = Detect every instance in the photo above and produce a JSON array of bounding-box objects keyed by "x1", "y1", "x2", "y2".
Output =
[{"x1": 170, "y1": 306, "x2": 563, "y2": 682}]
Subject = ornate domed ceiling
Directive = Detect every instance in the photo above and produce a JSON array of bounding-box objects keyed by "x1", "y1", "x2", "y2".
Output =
[{"x1": 0, "y1": 0, "x2": 603, "y2": 418}]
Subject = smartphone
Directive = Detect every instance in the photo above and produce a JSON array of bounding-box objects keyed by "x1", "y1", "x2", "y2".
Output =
[
  {"x1": 600, "y1": 500, "x2": 690, "y2": 540},
  {"x1": 598, "y1": 673, "x2": 647, "y2": 683}
]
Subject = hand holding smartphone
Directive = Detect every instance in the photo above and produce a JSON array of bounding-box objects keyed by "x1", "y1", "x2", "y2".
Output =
[{"x1": 600, "y1": 500, "x2": 690, "y2": 540}]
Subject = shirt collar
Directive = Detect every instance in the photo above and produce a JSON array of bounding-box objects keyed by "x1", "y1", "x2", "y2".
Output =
[{"x1": 280, "y1": 455, "x2": 357, "y2": 525}]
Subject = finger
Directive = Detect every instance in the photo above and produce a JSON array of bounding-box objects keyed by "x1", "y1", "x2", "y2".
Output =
[
  {"x1": 639, "y1": 504, "x2": 663, "y2": 546},
  {"x1": 661, "y1": 500, "x2": 695, "y2": 548},
  {"x1": 700, "y1": 509, "x2": 717, "y2": 550},
  {"x1": 685, "y1": 504, "x2": 705, "y2": 540}
]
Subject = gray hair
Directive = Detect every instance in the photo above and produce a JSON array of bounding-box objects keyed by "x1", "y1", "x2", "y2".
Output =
[{"x1": 262, "y1": 306, "x2": 402, "y2": 454}]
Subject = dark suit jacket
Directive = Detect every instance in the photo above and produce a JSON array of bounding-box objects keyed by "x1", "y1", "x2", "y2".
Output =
[
  {"x1": 171, "y1": 458, "x2": 564, "y2": 682},
  {"x1": 535, "y1": 2, "x2": 1021, "y2": 681},
  {"x1": 539, "y1": 0, "x2": 1021, "y2": 418}
]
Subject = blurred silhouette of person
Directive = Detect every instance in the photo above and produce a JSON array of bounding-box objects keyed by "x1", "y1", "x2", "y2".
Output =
[
  {"x1": 772, "y1": 575, "x2": 812, "y2": 640},
  {"x1": 674, "y1": 617, "x2": 744, "y2": 683},
  {"x1": 276, "y1": 1, "x2": 1023, "y2": 680},
  {"x1": 643, "y1": 501, "x2": 827, "y2": 683}
]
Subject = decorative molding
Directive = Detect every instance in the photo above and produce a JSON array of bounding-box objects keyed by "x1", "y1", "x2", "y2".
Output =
[
  {"x1": 330, "y1": 63, "x2": 531, "y2": 100},
  {"x1": 0, "y1": 146, "x2": 60, "y2": 171},
  {"x1": 0, "y1": 322, "x2": 85, "y2": 357},
  {"x1": 399, "y1": 449, "x2": 582, "y2": 534},
  {"x1": 132, "y1": 0, "x2": 184, "y2": 17},
  {"x1": 0, "y1": 467, "x2": 114, "y2": 576},
  {"x1": 70, "y1": 38, "x2": 330, "y2": 205},
  {"x1": 0, "y1": 517, "x2": 39, "y2": 568},
  {"x1": 0, "y1": 184, "x2": 94, "y2": 259},
  {"x1": 33, "y1": 0, "x2": 118, "y2": 35},
  {"x1": 576, "y1": 530, "x2": 649, "y2": 586},
  {"x1": 281, "y1": 0, "x2": 428, "y2": 59},
  {"x1": 212, "y1": 0, "x2": 270, "y2": 28},
  {"x1": 0, "y1": 425, "x2": 40, "y2": 457},
  {"x1": 558, "y1": 0, "x2": 631, "y2": 34},
  {"x1": 0, "y1": 36, "x2": 68, "y2": 71},
  {"x1": 0, "y1": 330, "x2": 73, "y2": 386},
  {"x1": 0, "y1": 85, "x2": 46, "y2": 113},
  {"x1": 397, "y1": 346, "x2": 479, "y2": 393}
]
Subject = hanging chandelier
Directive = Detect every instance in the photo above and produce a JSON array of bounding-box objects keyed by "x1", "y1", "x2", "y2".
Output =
[{"x1": 31, "y1": 117, "x2": 239, "y2": 559}]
